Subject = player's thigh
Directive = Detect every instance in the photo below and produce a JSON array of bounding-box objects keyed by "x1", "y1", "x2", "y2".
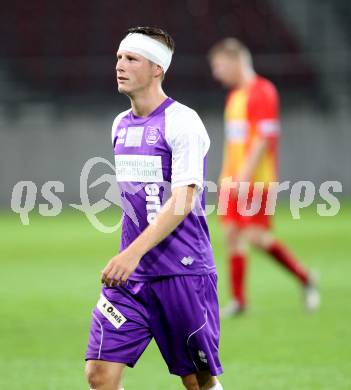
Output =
[
  {"x1": 223, "y1": 222, "x2": 249, "y2": 254},
  {"x1": 86, "y1": 282, "x2": 152, "y2": 368},
  {"x1": 222, "y1": 220, "x2": 239, "y2": 241},
  {"x1": 149, "y1": 274, "x2": 223, "y2": 378},
  {"x1": 244, "y1": 225, "x2": 274, "y2": 249},
  {"x1": 85, "y1": 359, "x2": 125, "y2": 389}
]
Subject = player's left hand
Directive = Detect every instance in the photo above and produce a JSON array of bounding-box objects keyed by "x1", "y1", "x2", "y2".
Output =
[{"x1": 101, "y1": 250, "x2": 141, "y2": 287}]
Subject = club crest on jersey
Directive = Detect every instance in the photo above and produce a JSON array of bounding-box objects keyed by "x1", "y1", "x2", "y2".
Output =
[{"x1": 145, "y1": 126, "x2": 160, "y2": 145}]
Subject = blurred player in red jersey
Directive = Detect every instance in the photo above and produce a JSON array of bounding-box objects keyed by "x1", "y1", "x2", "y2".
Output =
[{"x1": 208, "y1": 38, "x2": 320, "y2": 317}]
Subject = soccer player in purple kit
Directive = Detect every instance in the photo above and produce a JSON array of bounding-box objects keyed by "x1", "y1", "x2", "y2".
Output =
[{"x1": 85, "y1": 27, "x2": 224, "y2": 390}]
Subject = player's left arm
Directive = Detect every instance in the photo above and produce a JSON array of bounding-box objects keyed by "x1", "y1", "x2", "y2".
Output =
[{"x1": 237, "y1": 82, "x2": 279, "y2": 183}]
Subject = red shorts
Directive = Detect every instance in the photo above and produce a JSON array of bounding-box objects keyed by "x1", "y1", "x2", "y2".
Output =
[{"x1": 218, "y1": 186, "x2": 271, "y2": 229}]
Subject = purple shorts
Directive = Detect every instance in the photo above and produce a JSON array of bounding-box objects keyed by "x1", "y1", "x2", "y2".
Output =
[{"x1": 85, "y1": 273, "x2": 223, "y2": 377}]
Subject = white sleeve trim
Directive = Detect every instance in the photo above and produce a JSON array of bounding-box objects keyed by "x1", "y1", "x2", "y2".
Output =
[
  {"x1": 165, "y1": 103, "x2": 210, "y2": 192},
  {"x1": 111, "y1": 109, "x2": 131, "y2": 144},
  {"x1": 257, "y1": 119, "x2": 280, "y2": 137},
  {"x1": 225, "y1": 119, "x2": 249, "y2": 141},
  {"x1": 171, "y1": 177, "x2": 204, "y2": 192}
]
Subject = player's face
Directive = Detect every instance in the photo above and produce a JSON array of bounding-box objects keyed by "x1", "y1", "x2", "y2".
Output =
[
  {"x1": 210, "y1": 53, "x2": 242, "y2": 88},
  {"x1": 116, "y1": 50, "x2": 155, "y2": 95}
]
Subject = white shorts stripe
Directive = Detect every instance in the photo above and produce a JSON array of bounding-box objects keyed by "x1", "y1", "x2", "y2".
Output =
[{"x1": 92, "y1": 312, "x2": 104, "y2": 360}]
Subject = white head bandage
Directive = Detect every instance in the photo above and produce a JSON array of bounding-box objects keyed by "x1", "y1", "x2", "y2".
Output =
[{"x1": 118, "y1": 33, "x2": 173, "y2": 73}]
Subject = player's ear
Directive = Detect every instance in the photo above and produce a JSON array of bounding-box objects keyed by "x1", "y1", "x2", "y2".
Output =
[{"x1": 153, "y1": 64, "x2": 164, "y2": 79}]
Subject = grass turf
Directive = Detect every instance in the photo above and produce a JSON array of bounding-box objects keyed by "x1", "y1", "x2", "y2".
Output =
[{"x1": 0, "y1": 202, "x2": 350, "y2": 389}]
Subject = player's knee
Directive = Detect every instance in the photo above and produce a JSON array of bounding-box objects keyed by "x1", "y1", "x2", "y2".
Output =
[
  {"x1": 181, "y1": 374, "x2": 200, "y2": 390},
  {"x1": 223, "y1": 224, "x2": 239, "y2": 245},
  {"x1": 250, "y1": 230, "x2": 273, "y2": 250},
  {"x1": 85, "y1": 361, "x2": 113, "y2": 389},
  {"x1": 250, "y1": 234, "x2": 263, "y2": 248},
  {"x1": 228, "y1": 233, "x2": 248, "y2": 255},
  {"x1": 85, "y1": 362, "x2": 103, "y2": 388}
]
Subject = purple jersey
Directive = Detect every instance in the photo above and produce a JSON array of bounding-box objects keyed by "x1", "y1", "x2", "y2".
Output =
[{"x1": 111, "y1": 97, "x2": 215, "y2": 280}]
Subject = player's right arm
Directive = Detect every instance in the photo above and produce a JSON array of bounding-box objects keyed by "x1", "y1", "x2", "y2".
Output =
[
  {"x1": 219, "y1": 140, "x2": 231, "y2": 183},
  {"x1": 101, "y1": 183, "x2": 198, "y2": 286},
  {"x1": 235, "y1": 138, "x2": 267, "y2": 183},
  {"x1": 237, "y1": 80, "x2": 279, "y2": 183},
  {"x1": 223, "y1": 80, "x2": 279, "y2": 190}
]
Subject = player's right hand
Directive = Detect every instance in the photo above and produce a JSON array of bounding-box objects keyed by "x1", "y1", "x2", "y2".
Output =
[{"x1": 101, "y1": 249, "x2": 141, "y2": 287}]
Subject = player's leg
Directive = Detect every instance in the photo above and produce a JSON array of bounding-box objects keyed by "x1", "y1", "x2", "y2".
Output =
[
  {"x1": 85, "y1": 282, "x2": 152, "y2": 389},
  {"x1": 182, "y1": 372, "x2": 223, "y2": 389},
  {"x1": 196, "y1": 371, "x2": 223, "y2": 389},
  {"x1": 181, "y1": 374, "x2": 200, "y2": 390},
  {"x1": 246, "y1": 226, "x2": 320, "y2": 310},
  {"x1": 247, "y1": 226, "x2": 309, "y2": 284},
  {"x1": 149, "y1": 274, "x2": 223, "y2": 387},
  {"x1": 245, "y1": 186, "x2": 310, "y2": 285},
  {"x1": 221, "y1": 221, "x2": 249, "y2": 316},
  {"x1": 219, "y1": 186, "x2": 251, "y2": 316},
  {"x1": 85, "y1": 360, "x2": 125, "y2": 390}
]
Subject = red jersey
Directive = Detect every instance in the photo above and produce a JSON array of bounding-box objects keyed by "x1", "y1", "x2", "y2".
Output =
[{"x1": 221, "y1": 76, "x2": 280, "y2": 186}]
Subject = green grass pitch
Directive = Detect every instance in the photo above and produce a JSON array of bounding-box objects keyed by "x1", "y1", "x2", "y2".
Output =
[{"x1": 1, "y1": 203, "x2": 350, "y2": 389}]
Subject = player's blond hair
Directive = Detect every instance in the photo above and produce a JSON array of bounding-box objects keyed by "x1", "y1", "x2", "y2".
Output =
[{"x1": 208, "y1": 38, "x2": 253, "y2": 68}]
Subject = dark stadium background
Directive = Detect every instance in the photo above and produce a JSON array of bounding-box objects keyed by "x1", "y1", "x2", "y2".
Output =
[{"x1": 1, "y1": 0, "x2": 350, "y2": 204}]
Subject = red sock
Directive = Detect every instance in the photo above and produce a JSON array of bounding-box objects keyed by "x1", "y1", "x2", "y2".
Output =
[
  {"x1": 266, "y1": 241, "x2": 309, "y2": 285},
  {"x1": 230, "y1": 254, "x2": 247, "y2": 306}
]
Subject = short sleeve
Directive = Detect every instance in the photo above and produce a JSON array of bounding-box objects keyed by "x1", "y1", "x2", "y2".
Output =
[
  {"x1": 111, "y1": 117, "x2": 119, "y2": 144},
  {"x1": 165, "y1": 105, "x2": 210, "y2": 192},
  {"x1": 111, "y1": 109, "x2": 131, "y2": 145},
  {"x1": 248, "y1": 80, "x2": 280, "y2": 139}
]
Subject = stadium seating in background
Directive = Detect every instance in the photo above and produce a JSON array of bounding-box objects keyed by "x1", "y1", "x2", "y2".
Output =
[{"x1": 1, "y1": 0, "x2": 317, "y2": 98}]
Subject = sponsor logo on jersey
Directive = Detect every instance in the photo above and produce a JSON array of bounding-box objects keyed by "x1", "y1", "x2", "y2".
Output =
[
  {"x1": 181, "y1": 256, "x2": 194, "y2": 266},
  {"x1": 116, "y1": 127, "x2": 127, "y2": 144},
  {"x1": 97, "y1": 294, "x2": 127, "y2": 329},
  {"x1": 125, "y1": 126, "x2": 144, "y2": 147},
  {"x1": 145, "y1": 126, "x2": 161, "y2": 145},
  {"x1": 145, "y1": 183, "x2": 161, "y2": 224},
  {"x1": 114, "y1": 155, "x2": 164, "y2": 182}
]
